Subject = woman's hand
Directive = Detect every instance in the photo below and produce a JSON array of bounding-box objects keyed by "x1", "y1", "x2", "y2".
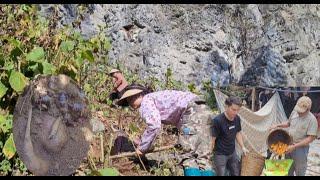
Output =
[
  {"x1": 135, "y1": 149, "x2": 143, "y2": 156},
  {"x1": 133, "y1": 137, "x2": 141, "y2": 147}
]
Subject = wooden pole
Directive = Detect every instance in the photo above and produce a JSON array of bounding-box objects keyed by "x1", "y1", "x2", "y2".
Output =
[
  {"x1": 100, "y1": 133, "x2": 104, "y2": 163},
  {"x1": 251, "y1": 87, "x2": 256, "y2": 111},
  {"x1": 109, "y1": 145, "x2": 175, "y2": 159},
  {"x1": 129, "y1": 138, "x2": 148, "y2": 172}
]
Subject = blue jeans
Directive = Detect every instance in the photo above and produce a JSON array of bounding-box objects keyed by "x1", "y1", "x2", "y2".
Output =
[{"x1": 286, "y1": 146, "x2": 309, "y2": 176}]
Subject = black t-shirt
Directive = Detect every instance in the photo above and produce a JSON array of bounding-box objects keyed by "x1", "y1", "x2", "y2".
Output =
[{"x1": 211, "y1": 113, "x2": 241, "y2": 155}]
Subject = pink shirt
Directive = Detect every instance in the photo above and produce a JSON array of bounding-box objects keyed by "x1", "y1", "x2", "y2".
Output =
[{"x1": 138, "y1": 90, "x2": 197, "y2": 152}]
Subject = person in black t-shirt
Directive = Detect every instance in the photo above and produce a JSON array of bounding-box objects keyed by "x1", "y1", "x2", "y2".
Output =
[{"x1": 211, "y1": 96, "x2": 249, "y2": 176}]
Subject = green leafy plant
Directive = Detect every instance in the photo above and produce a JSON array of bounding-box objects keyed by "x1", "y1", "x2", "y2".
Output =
[
  {"x1": 202, "y1": 80, "x2": 217, "y2": 110},
  {"x1": 0, "y1": 4, "x2": 112, "y2": 175},
  {"x1": 0, "y1": 113, "x2": 19, "y2": 175},
  {"x1": 89, "y1": 167, "x2": 120, "y2": 176},
  {"x1": 187, "y1": 83, "x2": 201, "y2": 95},
  {"x1": 2, "y1": 133, "x2": 16, "y2": 160},
  {"x1": 164, "y1": 67, "x2": 184, "y2": 90}
]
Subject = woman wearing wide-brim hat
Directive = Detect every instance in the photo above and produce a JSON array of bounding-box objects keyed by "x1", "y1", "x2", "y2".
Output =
[{"x1": 117, "y1": 85, "x2": 216, "y2": 176}]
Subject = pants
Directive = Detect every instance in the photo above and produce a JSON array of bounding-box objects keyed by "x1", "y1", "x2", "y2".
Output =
[
  {"x1": 177, "y1": 98, "x2": 215, "y2": 170},
  {"x1": 214, "y1": 151, "x2": 240, "y2": 176},
  {"x1": 286, "y1": 146, "x2": 309, "y2": 176}
]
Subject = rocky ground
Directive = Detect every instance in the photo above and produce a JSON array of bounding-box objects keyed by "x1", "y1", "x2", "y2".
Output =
[{"x1": 306, "y1": 139, "x2": 320, "y2": 176}]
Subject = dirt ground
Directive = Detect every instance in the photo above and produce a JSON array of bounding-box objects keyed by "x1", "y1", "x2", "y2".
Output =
[{"x1": 74, "y1": 104, "x2": 179, "y2": 176}]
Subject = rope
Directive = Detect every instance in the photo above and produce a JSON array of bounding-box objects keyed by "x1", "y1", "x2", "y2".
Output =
[
  {"x1": 212, "y1": 87, "x2": 248, "y2": 99},
  {"x1": 258, "y1": 86, "x2": 320, "y2": 93}
]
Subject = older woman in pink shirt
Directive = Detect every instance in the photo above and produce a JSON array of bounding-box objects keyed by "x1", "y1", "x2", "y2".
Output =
[{"x1": 117, "y1": 85, "x2": 215, "y2": 176}]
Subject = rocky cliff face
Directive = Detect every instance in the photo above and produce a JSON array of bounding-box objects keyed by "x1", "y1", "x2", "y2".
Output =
[{"x1": 38, "y1": 4, "x2": 320, "y2": 88}]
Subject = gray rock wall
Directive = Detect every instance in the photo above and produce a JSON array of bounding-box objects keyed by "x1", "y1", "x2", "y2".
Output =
[{"x1": 38, "y1": 4, "x2": 320, "y2": 88}]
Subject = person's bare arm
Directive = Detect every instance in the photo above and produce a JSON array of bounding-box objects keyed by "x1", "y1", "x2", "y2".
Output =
[
  {"x1": 294, "y1": 135, "x2": 316, "y2": 148},
  {"x1": 236, "y1": 131, "x2": 249, "y2": 155},
  {"x1": 287, "y1": 135, "x2": 316, "y2": 153},
  {"x1": 211, "y1": 137, "x2": 216, "y2": 151},
  {"x1": 270, "y1": 121, "x2": 290, "y2": 130},
  {"x1": 236, "y1": 131, "x2": 245, "y2": 149}
]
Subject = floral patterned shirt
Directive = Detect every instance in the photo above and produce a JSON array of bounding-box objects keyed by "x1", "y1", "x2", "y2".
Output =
[{"x1": 138, "y1": 90, "x2": 197, "y2": 152}]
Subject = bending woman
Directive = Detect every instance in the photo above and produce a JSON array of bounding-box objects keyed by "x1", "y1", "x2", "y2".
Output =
[{"x1": 117, "y1": 85, "x2": 215, "y2": 175}]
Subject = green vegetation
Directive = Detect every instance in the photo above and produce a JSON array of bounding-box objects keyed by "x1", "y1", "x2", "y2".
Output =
[{"x1": 0, "y1": 4, "x2": 112, "y2": 175}]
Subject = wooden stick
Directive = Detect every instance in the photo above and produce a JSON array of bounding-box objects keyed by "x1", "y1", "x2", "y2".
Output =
[
  {"x1": 129, "y1": 139, "x2": 148, "y2": 172},
  {"x1": 100, "y1": 133, "x2": 104, "y2": 163},
  {"x1": 88, "y1": 154, "x2": 97, "y2": 170},
  {"x1": 251, "y1": 87, "x2": 256, "y2": 111},
  {"x1": 109, "y1": 145, "x2": 175, "y2": 159},
  {"x1": 105, "y1": 134, "x2": 114, "y2": 167}
]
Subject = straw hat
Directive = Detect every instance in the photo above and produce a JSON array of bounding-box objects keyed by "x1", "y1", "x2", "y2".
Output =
[
  {"x1": 109, "y1": 69, "x2": 120, "y2": 75},
  {"x1": 117, "y1": 89, "x2": 143, "y2": 105},
  {"x1": 294, "y1": 96, "x2": 312, "y2": 113}
]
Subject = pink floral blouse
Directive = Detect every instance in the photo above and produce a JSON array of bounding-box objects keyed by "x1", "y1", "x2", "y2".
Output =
[{"x1": 138, "y1": 90, "x2": 197, "y2": 152}]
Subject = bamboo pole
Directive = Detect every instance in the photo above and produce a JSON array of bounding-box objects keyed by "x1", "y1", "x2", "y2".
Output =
[
  {"x1": 251, "y1": 87, "x2": 256, "y2": 111},
  {"x1": 129, "y1": 139, "x2": 148, "y2": 172},
  {"x1": 100, "y1": 133, "x2": 104, "y2": 163},
  {"x1": 109, "y1": 145, "x2": 175, "y2": 159}
]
